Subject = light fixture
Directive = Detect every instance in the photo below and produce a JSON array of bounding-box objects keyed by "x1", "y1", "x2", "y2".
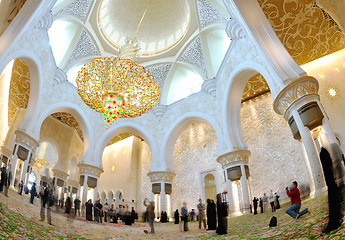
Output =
[
  {"x1": 328, "y1": 87, "x2": 337, "y2": 97},
  {"x1": 76, "y1": 0, "x2": 159, "y2": 129}
]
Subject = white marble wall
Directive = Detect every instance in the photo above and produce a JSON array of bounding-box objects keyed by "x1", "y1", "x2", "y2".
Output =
[{"x1": 241, "y1": 93, "x2": 311, "y2": 201}]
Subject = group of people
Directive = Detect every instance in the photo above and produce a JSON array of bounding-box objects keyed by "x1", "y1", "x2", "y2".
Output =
[
  {"x1": 171, "y1": 194, "x2": 228, "y2": 235},
  {"x1": 85, "y1": 199, "x2": 137, "y2": 225},
  {"x1": 253, "y1": 190, "x2": 280, "y2": 214}
]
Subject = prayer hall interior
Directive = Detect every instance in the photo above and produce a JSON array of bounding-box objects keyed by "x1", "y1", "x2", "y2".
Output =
[{"x1": 1, "y1": 0, "x2": 345, "y2": 239}]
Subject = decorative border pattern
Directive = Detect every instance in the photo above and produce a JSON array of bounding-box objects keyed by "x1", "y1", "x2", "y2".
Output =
[
  {"x1": 78, "y1": 163, "x2": 104, "y2": 177},
  {"x1": 273, "y1": 76, "x2": 319, "y2": 116},
  {"x1": 147, "y1": 171, "x2": 176, "y2": 182},
  {"x1": 52, "y1": 168, "x2": 69, "y2": 180},
  {"x1": 15, "y1": 130, "x2": 39, "y2": 150},
  {"x1": 216, "y1": 149, "x2": 251, "y2": 167}
]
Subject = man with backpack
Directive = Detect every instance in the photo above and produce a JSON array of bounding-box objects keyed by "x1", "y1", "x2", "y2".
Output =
[{"x1": 285, "y1": 181, "x2": 310, "y2": 220}]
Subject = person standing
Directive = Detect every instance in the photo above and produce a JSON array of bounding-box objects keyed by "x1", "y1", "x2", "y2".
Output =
[
  {"x1": 65, "y1": 197, "x2": 72, "y2": 214},
  {"x1": 40, "y1": 187, "x2": 50, "y2": 221},
  {"x1": 269, "y1": 190, "x2": 275, "y2": 212},
  {"x1": 216, "y1": 193, "x2": 228, "y2": 235},
  {"x1": 96, "y1": 200, "x2": 103, "y2": 223},
  {"x1": 85, "y1": 199, "x2": 93, "y2": 221},
  {"x1": 18, "y1": 181, "x2": 23, "y2": 195},
  {"x1": 274, "y1": 192, "x2": 280, "y2": 209},
  {"x1": 147, "y1": 201, "x2": 155, "y2": 234},
  {"x1": 131, "y1": 207, "x2": 136, "y2": 224},
  {"x1": 262, "y1": 193, "x2": 268, "y2": 213},
  {"x1": 181, "y1": 202, "x2": 189, "y2": 231},
  {"x1": 253, "y1": 197, "x2": 258, "y2": 215},
  {"x1": 197, "y1": 199, "x2": 206, "y2": 229},
  {"x1": 207, "y1": 199, "x2": 217, "y2": 230},
  {"x1": 174, "y1": 209, "x2": 179, "y2": 224},
  {"x1": 30, "y1": 182, "x2": 36, "y2": 204},
  {"x1": 4, "y1": 168, "x2": 11, "y2": 197},
  {"x1": 285, "y1": 181, "x2": 310, "y2": 220},
  {"x1": 103, "y1": 202, "x2": 109, "y2": 222},
  {"x1": 0, "y1": 166, "x2": 6, "y2": 192},
  {"x1": 259, "y1": 197, "x2": 263, "y2": 213},
  {"x1": 74, "y1": 198, "x2": 81, "y2": 217}
]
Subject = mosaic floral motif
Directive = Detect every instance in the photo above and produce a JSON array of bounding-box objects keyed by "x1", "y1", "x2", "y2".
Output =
[
  {"x1": 241, "y1": 92, "x2": 311, "y2": 198},
  {"x1": 179, "y1": 37, "x2": 208, "y2": 79},
  {"x1": 146, "y1": 64, "x2": 172, "y2": 102},
  {"x1": 8, "y1": 59, "x2": 30, "y2": 127},
  {"x1": 242, "y1": 74, "x2": 270, "y2": 102},
  {"x1": 0, "y1": 202, "x2": 85, "y2": 239},
  {"x1": 54, "y1": 0, "x2": 92, "y2": 23},
  {"x1": 196, "y1": 0, "x2": 227, "y2": 29},
  {"x1": 257, "y1": 0, "x2": 345, "y2": 65}
]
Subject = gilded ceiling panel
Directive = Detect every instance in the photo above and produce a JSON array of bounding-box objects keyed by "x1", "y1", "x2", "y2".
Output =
[
  {"x1": 8, "y1": 59, "x2": 30, "y2": 127},
  {"x1": 51, "y1": 112, "x2": 84, "y2": 141},
  {"x1": 242, "y1": 0, "x2": 345, "y2": 101}
]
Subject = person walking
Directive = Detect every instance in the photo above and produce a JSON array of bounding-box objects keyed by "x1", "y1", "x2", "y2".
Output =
[
  {"x1": 262, "y1": 193, "x2": 268, "y2": 213},
  {"x1": 253, "y1": 197, "x2": 258, "y2": 215},
  {"x1": 4, "y1": 168, "x2": 11, "y2": 197},
  {"x1": 197, "y1": 199, "x2": 206, "y2": 229},
  {"x1": 147, "y1": 201, "x2": 155, "y2": 234},
  {"x1": 181, "y1": 202, "x2": 189, "y2": 231},
  {"x1": 74, "y1": 198, "x2": 81, "y2": 217},
  {"x1": 30, "y1": 183, "x2": 36, "y2": 204},
  {"x1": 269, "y1": 190, "x2": 275, "y2": 212},
  {"x1": 18, "y1": 181, "x2": 23, "y2": 195},
  {"x1": 285, "y1": 181, "x2": 310, "y2": 220},
  {"x1": 65, "y1": 197, "x2": 72, "y2": 214},
  {"x1": 259, "y1": 197, "x2": 263, "y2": 213}
]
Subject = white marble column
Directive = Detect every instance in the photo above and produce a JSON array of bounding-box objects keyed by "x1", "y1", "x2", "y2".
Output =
[
  {"x1": 82, "y1": 175, "x2": 88, "y2": 204},
  {"x1": 160, "y1": 182, "x2": 165, "y2": 213},
  {"x1": 10, "y1": 144, "x2": 19, "y2": 187},
  {"x1": 93, "y1": 184, "x2": 98, "y2": 203},
  {"x1": 240, "y1": 164, "x2": 250, "y2": 214}
]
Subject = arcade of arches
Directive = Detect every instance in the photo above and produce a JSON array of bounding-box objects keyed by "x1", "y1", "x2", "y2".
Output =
[{"x1": 1, "y1": 0, "x2": 345, "y2": 239}]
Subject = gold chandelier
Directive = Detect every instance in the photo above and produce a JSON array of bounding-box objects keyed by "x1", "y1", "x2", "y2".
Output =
[{"x1": 76, "y1": 1, "x2": 159, "y2": 129}]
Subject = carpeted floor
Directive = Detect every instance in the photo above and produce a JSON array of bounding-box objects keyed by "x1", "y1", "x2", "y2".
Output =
[{"x1": 0, "y1": 189, "x2": 345, "y2": 239}]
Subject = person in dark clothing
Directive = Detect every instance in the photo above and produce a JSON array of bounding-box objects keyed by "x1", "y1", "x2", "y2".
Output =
[
  {"x1": 253, "y1": 197, "x2": 258, "y2": 215},
  {"x1": 259, "y1": 197, "x2": 263, "y2": 213},
  {"x1": 40, "y1": 187, "x2": 50, "y2": 222},
  {"x1": 30, "y1": 183, "x2": 36, "y2": 204},
  {"x1": 216, "y1": 193, "x2": 228, "y2": 235},
  {"x1": 181, "y1": 202, "x2": 189, "y2": 231},
  {"x1": 174, "y1": 209, "x2": 179, "y2": 224},
  {"x1": 0, "y1": 167, "x2": 6, "y2": 192},
  {"x1": 74, "y1": 198, "x2": 81, "y2": 216},
  {"x1": 65, "y1": 197, "x2": 72, "y2": 214},
  {"x1": 95, "y1": 200, "x2": 103, "y2": 223},
  {"x1": 320, "y1": 146, "x2": 345, "y2": 232},
  {"x1": 18, "y1": 181, "x2": 23, "y2": 195},
  {"x1": 207, "y1": 199, "x2": 217, "y2": 230},
  {"x1": 131, "y1": 207, "x2": 136, "y2": 224},
  {"x1": 85, "y1": 199, "x2": 93, "y2": 221}
]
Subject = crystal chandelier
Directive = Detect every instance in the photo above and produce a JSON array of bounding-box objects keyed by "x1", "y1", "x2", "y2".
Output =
[{"x1": 76, "y1": 1, "x2": 159, "y2": 129}]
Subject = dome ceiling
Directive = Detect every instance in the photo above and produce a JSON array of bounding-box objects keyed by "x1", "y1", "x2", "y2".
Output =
[{"x1": 98, "y1": 0, "x2": 190, "y2": 57}]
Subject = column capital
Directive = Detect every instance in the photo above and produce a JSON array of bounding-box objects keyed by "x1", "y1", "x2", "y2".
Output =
[
  {"x1": 1, "y1": 146, "x2": 13, "y2": 159},
  {"x1": 217, "y1": 149, "x2": 251, "y2": 168},
  {"x1": 78, "y1": 163, "x2": 104, "y2": 178},
  {"x1": 52, "y1": 169, "x2": 69, "y2": 181},
  {"x1": 147, "y1": 171, "x2": 176, "y2": 183},
  {"x1": 273, "y1": 76, "x2": 319, "y2": 118},
  {"x1": 15, "y1": 130, "x2": 39, "y2": 150},
  {"x1": 66, "y1": 179, "x2": 79, "y2": 188}
]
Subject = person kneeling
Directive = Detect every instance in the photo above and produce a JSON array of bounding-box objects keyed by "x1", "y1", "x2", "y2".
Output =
[{"x1": 285, "y1": 181, "x2": 310, "y2": 220}]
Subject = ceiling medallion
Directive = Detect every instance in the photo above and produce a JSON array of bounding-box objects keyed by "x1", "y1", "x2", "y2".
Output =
[{"x1": 76, "y1": 1, "x2": 159, "y2": 129}]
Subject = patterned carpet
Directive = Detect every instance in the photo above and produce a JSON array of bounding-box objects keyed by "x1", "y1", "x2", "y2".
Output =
[{"x1": 0, "y1": 192, "x2": 345, "y2": 239}]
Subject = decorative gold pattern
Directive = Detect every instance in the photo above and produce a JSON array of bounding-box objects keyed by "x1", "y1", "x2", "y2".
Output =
[
  {"x1": 242, "y1": 74, "x2": 269, "y2": 102},
  {"x1": 52, "y1": 168, "x2": 69, "y2": 180},
  {"x1": 78, "y1": 163, "x2": 104, "y2": 178},
  {"x1": 8, "y1": 59, "x2": 30, "y2": 127},
  {"x1": 15, "y1": 130, "x2": 39, "y2": 150},
  {"x1": 216, "y1": 149, "x2": 251, "y2": 167},
  {"x1": 0, "y1": 0, "x2": 27, "y2": 35},
  {"x1": 242, "y1": 0, "x2": 345, "y2": 101},
  {"x1": 258, "y1": 0, "x2": 345, "y2": 64},
  {"x1": 51, "y1": 112, "x2": 84, "y2": 141},
  {"x1": 273, "y1": 76, "x2": 319, "y2": 116},
  {"x1": 147, "y1": 171, "x2": 176, "y2": 182}
]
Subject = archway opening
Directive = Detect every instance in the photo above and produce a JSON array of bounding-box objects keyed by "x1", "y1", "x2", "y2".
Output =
[{"x1": 204, "y1": 173, "x2": 217, "y2": 202}]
